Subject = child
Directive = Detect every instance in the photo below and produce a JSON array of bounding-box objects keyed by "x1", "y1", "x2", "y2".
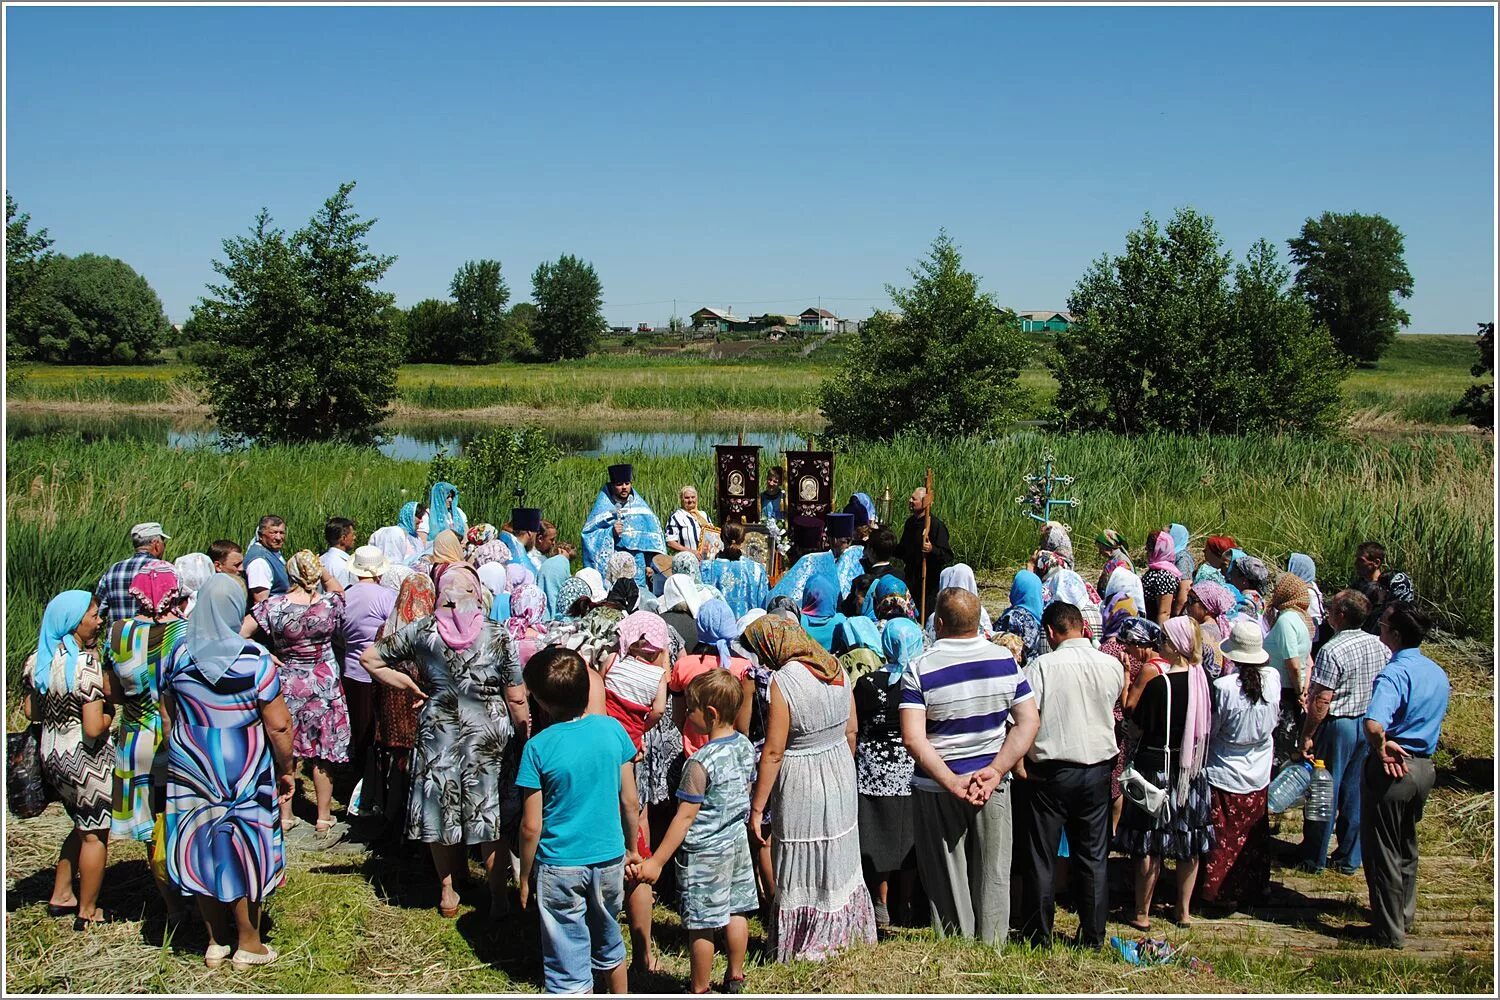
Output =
[
  {"x1": 599, "y1": 610, "x2": 671, "y2": 977},
  {"x1": 517, "y1": 647, "x2": 642, "y2": 995},
  {"x1": 629, "y1": 670, "x2": 757, "y2": 995}
]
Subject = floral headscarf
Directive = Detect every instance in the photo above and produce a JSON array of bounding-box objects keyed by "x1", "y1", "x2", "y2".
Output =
[
  {"x1": 466, "y1": 523, "x2": 498, "y2": 547},
  {"x1": 1117, "y1": 616, "x2": 1165, "y2": 648},
  {"x1": 556, "y1": 576, "x2": 594, "y2": 620},
  {"x1": 381, "y1": 572, "x2": 437, "y2": 639},
  {"x1": 862, "y1": 575, "x2": 911, "y2": 619},
  {"x1": 471, "y1": 540, "x2": 511, "y2": 569},
  {"x1": 671, "y1": 551, "x2": 701, "y2": 582},
  {"x1": 1039, "y1": 521, "x2": 1075, "y2": 568},
  {"x1": 506, "y1": 562, "x2": 536, "y2": 600},
  {"x1": 287, "y1": 549, "x2": 323, "y2": 591},
  {"x1": 1270, "y1": 572, "x2": 1315, "y2": 634},
  {"x1": 875, "y1": 591, "x2": 918, "y2": 622},
  {"x1": 617, "y1": 610, "x2": 669, "y2": 658},
  {"x1": 507, "y1": 584, "x2": 549, "y2": 641},
  {"x1": 379, "y1": 563, "x2": 414, "y2": 594},
  {"x1": 1095, "y1": 528, "x2": 1129, "y2": 555},
  {"x1": 606, "y1": 551, "x2": 639, "y2": 587},
  {"x1": 130, "y1": 559, "x2": 182, "y2": 619},
  {"x1": 880, "y1": 617, "x2": 926, "y2": 685},
  {"x1": 739, "y1": 614, "x2": 843, "y2": 685},
  {"x1": 1189, "y1": 580, "x2": 1235, "y2": 639}
]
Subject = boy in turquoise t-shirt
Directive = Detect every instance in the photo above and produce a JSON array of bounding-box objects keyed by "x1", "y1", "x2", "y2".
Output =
[
  {"x1": 630, "y1": 670, "x2": 756, "y2": 994},
  {"x1": 518, "y1": 647, "x2": 642, "y2": 994}
]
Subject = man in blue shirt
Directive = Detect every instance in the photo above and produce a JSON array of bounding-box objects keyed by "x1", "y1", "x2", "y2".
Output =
[{"x1": 1360, "y1": 602, "x2": 1450, "y2": 950}]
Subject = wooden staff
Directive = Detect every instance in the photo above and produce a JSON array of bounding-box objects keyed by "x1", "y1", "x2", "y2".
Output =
[{"x1": 919, "y1": 467, "x2": 934, "y2": 624}]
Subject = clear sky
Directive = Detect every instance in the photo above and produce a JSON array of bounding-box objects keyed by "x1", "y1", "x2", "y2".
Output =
[{"x1": 4, "y1": 4, "x2": 1495, "y2": 331}]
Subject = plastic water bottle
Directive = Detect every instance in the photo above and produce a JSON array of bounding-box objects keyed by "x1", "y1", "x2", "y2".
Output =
[
  {"x1": 1303, "y1": 759, "x2": 1334, "y2": 823},
  {"x1": 1267, "y1": 759, "x2": 1314, "y2": 813}
]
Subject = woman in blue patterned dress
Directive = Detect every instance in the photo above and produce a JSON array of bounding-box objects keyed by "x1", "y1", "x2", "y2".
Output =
[{"x1": 162, "y1": 574, "x2": 296, "y2": 970}]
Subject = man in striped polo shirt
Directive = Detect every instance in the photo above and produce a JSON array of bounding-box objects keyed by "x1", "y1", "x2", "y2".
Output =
[{"x1": 901, "y1": 588, "x2": 1040, "y2": 947}]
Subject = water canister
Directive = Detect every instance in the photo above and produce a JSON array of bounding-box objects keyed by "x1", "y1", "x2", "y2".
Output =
[
  {"x1": 1267, "y1": 759, "x2": 1314, "y2": 813},
  {"x1": 1303, "y1": 758, "x2": 1334, "y2": 824}
]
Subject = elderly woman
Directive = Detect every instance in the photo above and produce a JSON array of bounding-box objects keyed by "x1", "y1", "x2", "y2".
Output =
[
  {"x1": 1264, "y1": 571, "x2": 1314, "y2": 769},
  {"x1": 161, "y1": 575, "x2": 295, "y2": 969},
  {"x1": 1035, "y1": 550, "x2": 1103, "y2": 642},
  {"x1": 1195, "y1": 536, "x2": 1238, "y2": 587},
  {"x1": 361, "y1": 565, "x2": 530, "y2": 919},
  {"x1": 855, "y1": 617, "x2": 924, "y2": 929},
  {"x1": 25, "y1": 591, "x2": 116, "y2": 928},
  {"x1": 248, "y1": 549, "x2": 348, "y2": 840},
  {"x1": 1113, "y1": 616, "x2": 1215, "y2": 931},
  {"x1": 800, "y1": 572, "x2": 846, "y2": 653},
  {"x1": 105, "y1": 560, "x2": 191, "y2": 922},
  {"x1": 1187, "y1": 581, "x2": 1236, "y2": 681},
  {"x1": 657, "y1": 572, "x2": 707, "y2": 646},
  {"x1": 996, "y1": 569, "x2": 1046, "y2": 662},
  {"x1": 535, "y1": 553, "x2": 572, "y2": 622},
  {"x1": 666, "y1": 485, "x2": 715, "y2": 556},
  {"x1": 1141, "y1": 529, "x2": 1184, "y2": 625},
  {"x1": 1094, "y1": 529, "x2": 1134, "y2": 595},
  {"x1": 172, "y1": 553, "x2": 215, "y2": 616},
  {"x1": 923, "y1": 564, "x2": 993, "y2": 641},
  {"x1": 1286, "y1": 553, "x2": 1325, "y2": 640},
  {"x1": 745, "y1": 616, "x2": 876, "y2": 962},
  {"x1": 366, "y1": 573, "x2": 435, "y2": 849}
]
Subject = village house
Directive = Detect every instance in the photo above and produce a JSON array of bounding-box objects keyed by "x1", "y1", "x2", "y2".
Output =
[
  {"x1": 799, "y1": 307, "x2": 839, "y2": 334},
  {"x1": 1015, "y1": 310, "x2": 1075, "y2": 333}
]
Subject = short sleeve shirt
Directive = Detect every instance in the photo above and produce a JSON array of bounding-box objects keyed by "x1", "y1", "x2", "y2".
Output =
[
  {"x1": 516, "y1": 714, "x2": 638, "y2": 866},
  {"x1": 677, "y1": 732, "x2": 756, "y2": 852},
  {"x1": 1311, "y1": 629, "x2": 1390, "y2": 717}
]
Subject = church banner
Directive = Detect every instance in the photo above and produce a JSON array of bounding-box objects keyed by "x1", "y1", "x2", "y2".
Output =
[
  {"x1": 714, "y1": 445, "x2": 762, "y2": 524},
  {"x1": 784, "y1": 450, "x2": 835, "y2": 521}
]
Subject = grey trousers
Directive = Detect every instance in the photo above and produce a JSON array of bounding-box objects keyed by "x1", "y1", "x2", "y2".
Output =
[
  {"x1": 912, "y1": 781, "x2": 1013, "y2": 946},
  {"x1": 1361, "y1": 754, "x2": 1435, "y2": 948}
]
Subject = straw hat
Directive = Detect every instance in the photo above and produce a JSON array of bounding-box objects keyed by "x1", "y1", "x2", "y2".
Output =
[
  {"x1": 1219, "y1": 620, "x2": 1270, "y2": 665},
  {"x1": 349, "y1": 545, "x2": 391, "y2": 581}
]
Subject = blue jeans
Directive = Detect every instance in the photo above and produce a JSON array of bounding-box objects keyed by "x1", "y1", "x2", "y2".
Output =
[
  {"x1": 536, "y1": 858, "x2": 626, "y2": 993},
  {"x1": 1303, "y1": 715, "x2": 1368, "y2": 871}
]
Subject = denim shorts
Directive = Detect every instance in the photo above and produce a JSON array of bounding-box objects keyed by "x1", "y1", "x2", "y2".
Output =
[
  {"x1": 676, "y1": 833, "x2": 759, "y2": 930},
  {"x1": 537, "y1": 858, "x2": 627, "y2": 993}
]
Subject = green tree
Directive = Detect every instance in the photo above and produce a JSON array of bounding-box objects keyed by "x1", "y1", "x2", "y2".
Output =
[
  {"x1": 191, "y1": 182, "x2": 401, "y2": 446},
  {"x1": 25, "y1": 253, "x2": 171, "y2": 363},
  {"x1": 1054, "y1": 209, "x2": 1346, "y2": 435},
  {"x1": 6, "y1": 194, "x2": 55, "y2": 370},
  {"x1": 450, "y1": 259, "x2": 520, "y2": 362},
  {"x1": 1452, "y1": 321, "x2": 1494, "y2": 429},
  {"x1": 818, "y1": 231, "x2": 1031, "y2": 441},
  {"x1": 531, "y1": 254, "x2": 606, "y2": 361},
  {"x1": 1287, "y1": 211, "x2": 1413, "y2": 365},
  {"x1": 404, "y1": 298, "x2": 458, "y2": 362}
]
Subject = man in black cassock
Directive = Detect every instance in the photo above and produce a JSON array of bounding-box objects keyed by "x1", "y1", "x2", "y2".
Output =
[{"x1": 899, "y1": 485, "x2": 952, "y2": 615}]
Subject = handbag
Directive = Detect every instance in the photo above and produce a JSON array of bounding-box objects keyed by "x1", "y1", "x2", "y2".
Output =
[
  {"x1": 7, "y1": 723, "x2": 53, "y2": 819},
  {"x1": 1119, "y1": 667, "x2": 1173, "y2": 824}
]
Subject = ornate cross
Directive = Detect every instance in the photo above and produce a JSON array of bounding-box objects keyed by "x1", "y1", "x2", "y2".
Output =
[{"x1": 1016, "y1": 451, "x2": 1080, "y2": 525}]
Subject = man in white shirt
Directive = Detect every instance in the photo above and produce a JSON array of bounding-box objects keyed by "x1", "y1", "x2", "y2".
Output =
[
  {"x1": 1014, "y1": 601, "x2": 1126, "y2": 949},
  {"x1": 245, "y1": 515, "x2": 289, "y2": 604},
  {"x1": 901, "y1": 588, "x2": 1040, "y2": 946},
  {"x1": 321, "y1": 516, "x2": 358, "y2": 589}
]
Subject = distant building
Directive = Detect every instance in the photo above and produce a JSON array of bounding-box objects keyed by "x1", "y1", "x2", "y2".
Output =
[
  {"x1": 691, "y1": 307, "x2": 742, "y2": 333},
  {"x1": 799, "y1": 307, "x2": 839, "y2": 334},
  {"x1": 1015, "y1": 310, "x2": 1075, "y2": 333}
]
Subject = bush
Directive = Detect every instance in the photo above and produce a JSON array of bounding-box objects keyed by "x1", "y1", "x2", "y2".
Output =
[
  {"x1": 1054, "y1": 209, "x2": 1347, "y2": 435},
  {"x1": 818, "y1": 231, "x2": 1031, "y2": 442},
  {"x1": 426, "y1": 427, "x2": 564, "y2": 516},
  {"x1": 24, "y1": 253, "x2": 171, "y2": 364},
  {"x1": 1452, "y1": 321, "x2": 1494, "y2": 429}
]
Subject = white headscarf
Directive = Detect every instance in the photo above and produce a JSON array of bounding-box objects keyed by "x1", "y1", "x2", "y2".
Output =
[
  {"x1": 577, "y1": 567, "x2": 608, "y2": 603},
  {"x1": 173, "y1": 553, "x2": 215, "y2": 615},
  {"x1": 938, "y1": 563, "x2": 980, "y2": 596},
  {"x1": 658, "y1": 574, "x2": 706, "y2": 618},
  {"x1": 369, "y1": 525, "x2": 415, "y2": 568},
  {"x1": 1105, "y1": 565, "x2": 1146, "y2": 612}
]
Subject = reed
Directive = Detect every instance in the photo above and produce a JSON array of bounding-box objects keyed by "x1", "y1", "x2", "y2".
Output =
[{"x1": 6, "y1": 429, "x2": 1491, "y2": 685}]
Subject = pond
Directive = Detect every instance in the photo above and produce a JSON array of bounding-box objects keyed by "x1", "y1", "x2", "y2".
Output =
[{"x1": 3, "y1": 411, "x2": 805, "y2": 461}]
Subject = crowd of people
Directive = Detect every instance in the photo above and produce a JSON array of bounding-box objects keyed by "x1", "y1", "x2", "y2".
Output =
[{"x1": 20, "y1": 463, "x2": 1453, "y2": 991}]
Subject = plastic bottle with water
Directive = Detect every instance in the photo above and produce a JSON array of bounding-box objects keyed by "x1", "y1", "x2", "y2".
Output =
[
  {"x1": 1267, "y1": 759, "x2": 1314, "y2": 813},
  {"x1": 1302, "y1": 759, "x2": 1334, "y2": 823}
]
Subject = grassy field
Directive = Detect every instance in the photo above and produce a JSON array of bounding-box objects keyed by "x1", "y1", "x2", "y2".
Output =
[
  {"x1": 7, "y1": 334, "x2": 1483, "y2": 428},
  {"x1": 4, "y1": 639, "x2": 1491, "y2": 994}
]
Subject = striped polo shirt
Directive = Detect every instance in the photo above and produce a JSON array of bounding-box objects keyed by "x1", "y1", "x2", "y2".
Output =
[{"x1": 900, "y1": 635, "x2": 1033, "y2": 792}]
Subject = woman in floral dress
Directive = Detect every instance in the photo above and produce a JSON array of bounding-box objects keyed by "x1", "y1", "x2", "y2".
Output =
[
  {"x1": 362, "y1": 565, "x2": 530, "y2": 919},
  {"x1": 249, "y1": 549, "x2": 348, "y2": 838},
  {"x1": 366, "y1": 573, "x2": 436, "y2": 848}
]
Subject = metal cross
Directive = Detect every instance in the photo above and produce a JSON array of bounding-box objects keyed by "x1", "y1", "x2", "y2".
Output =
[{"x1": 1015, "y1": 452, "x2": 1080, "y2": 526}]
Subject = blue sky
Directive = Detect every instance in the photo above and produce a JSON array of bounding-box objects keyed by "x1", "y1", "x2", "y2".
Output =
[{"x1": 5, "y1": 5, "x2": 1495, "y2": 331}]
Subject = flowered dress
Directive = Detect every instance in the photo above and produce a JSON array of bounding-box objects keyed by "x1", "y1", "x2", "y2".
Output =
[
  {"x1": 853, "y1": 666, "x2": 915, "y2": 872},
  {"x1": 372, "y1": 617, "x2": 524, "y2": 845},
  {"x1": 27, "y1": 649, "x2": 114, "y2": 831},
  {"x1": 161, "y1": 641, "x2": 285, "y2": 902},
  {"x1": 253, "y1": 593, "x2": 350, "y2": 764},
  {"x1": 108, "y1": 617, "x2": 188, "y2": 840}
]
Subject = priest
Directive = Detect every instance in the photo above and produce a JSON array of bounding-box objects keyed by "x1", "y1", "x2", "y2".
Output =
[
  {"x1": 502, "y1": 507, "x2": 543, "y2": 568},
  {"x1": 581, "y1": 463, "x2": 667, "y2": 588}
]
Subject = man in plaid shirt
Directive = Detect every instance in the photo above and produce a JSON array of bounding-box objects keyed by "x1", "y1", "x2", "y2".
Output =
[
  {"x1": 1300, "y1": 588, "x2": 1391, "y2": 875},
  {"x1": 94, "y1": 522, "x2": 171, "y2": 632}
]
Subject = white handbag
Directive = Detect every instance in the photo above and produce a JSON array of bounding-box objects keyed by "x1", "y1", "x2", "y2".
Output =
[{"x1": 1120, "y1": 667, "x2": 1173, "y2": 824}]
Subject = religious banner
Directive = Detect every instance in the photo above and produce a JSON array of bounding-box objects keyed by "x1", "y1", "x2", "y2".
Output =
[
  {"x1": 784, "y1": 450, "x2": 835, "y2": 521},
  {"x1": 714, "y1": 445, "x2": 762, "y2": 525}
]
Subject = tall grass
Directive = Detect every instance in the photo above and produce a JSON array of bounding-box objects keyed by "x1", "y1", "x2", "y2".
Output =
[{"x1": 6, "y1": 430, "x2": 1491, "y2": 685}]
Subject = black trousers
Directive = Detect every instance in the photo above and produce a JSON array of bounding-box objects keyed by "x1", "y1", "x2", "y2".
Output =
[{"x1": 1015, "y1": 757, "x2": 1115, "y2": 948}]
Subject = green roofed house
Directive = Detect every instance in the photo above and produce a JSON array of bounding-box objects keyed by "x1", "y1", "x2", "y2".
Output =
[
  {"x1": 691, "y1": 306, "x2": 742, "y2": 334},
  {"x1": 1016, "y1": 310, "x2": 1074, "y2": 333}
]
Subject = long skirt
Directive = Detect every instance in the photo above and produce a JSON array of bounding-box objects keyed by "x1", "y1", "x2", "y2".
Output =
[
  {"x1": 1198, "y1": 786, "x2": 1270, "y2": 906},
  {"x1": 1111, "y1": 752, "x2": 1216, "y2": 861}
]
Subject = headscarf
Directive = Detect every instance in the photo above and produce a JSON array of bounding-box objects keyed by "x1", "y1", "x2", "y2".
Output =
[
  {"x1": 1095, "y1": 528, "x2": 1129, "y2": 555},
  {"x1": 32, "y1": 590, "x2": 95, "y2": 696},
  {"x1": 1205, "y1": 536, "x2": 1237, "y2": 562},
  {"x1": 398, "y1": 501, "x2": 420, "y2": 538},
  {"x1": 287, "y1": 549, "x2": 322, "y2": 591},
  {"x1": 1147, "y1": 531, "x2": 1182, "y2": 579},
  {"x1": 1170, "y1": 524, "x2": 1197, "y2": 577},
  {"x1": 471, "y1": 540, "x2": 511, "y2": 569},
  {"x1": 739, "y1": 614, "x2": 843, "y2": 685},
  {"x1": 428, "y1": 481, "x2": 466, "y2": 538},
  {"x1": 507, "y1": 584, "x2": 549, "y2": 641},
  {"x1": 431, "y1": 530, "x2": 466, "y2": 568},
  {"x1": 1008, "y1": 570, "x2": 1044, "y2": 620},
  {"x1": 671, "y1": 551, "x2": 701, "y2": 582},
  {"x1": 466, "y1": 523, "x2": 498, "y2": 547},
  {"x1": 767, "y1": 595, "x2": 800, "y2": 619},
  {"x1": 1168, "y1": 617, "x2": 1212, "y2": 807},
  {"x1": 556, "y1": 576, "x2": 594, "y2": 620},
  {"x1": 659, "y1": 574, "x2": 706, "y2": 617},
  {"x1": 617, "y1": 610, "x2": 669, "y2": 658},
  {"x1": 875, "y1": 591, "x2": 918, "y2": 622},
  {"x1": 1117, "y1": 616, "x2": 1165, "y2": 648},
  {"x1": 802, "y1": 573, "x2": 840, "y2": 621},
  {"x1": 1169, "y1": 524, "x2": 1191, "y2": 557},
  {"x1": 1189, "y1": 580, "x2": 1235, "y2": 640},
  {"x1": 1269, "y1": 572, "x2": 1315, "y2": 635},
  {"x1": 850, "y1": 493, "x2": 878, "y2": 526},
  {"x1": 993, "y1": 633, "x2": 1026, "y2": 662},
  {"x1": 881, "y1": 617, "x2": 926, "y2": 685},
  {"x1": 506, "y1": 562, "x2": 536, "y2": 599},
  {"x1": 1039, "y1": 521, "x2": 1075, "y2": 568},
  {"x1": 605, "y1": 551, "x2": 639, "y2": 587},
  {"x1": 1104, "y1": 566, "x2": 1146, "y2": 614},
  {"x1": 1163, "y1": 616, "x2": 1199, "y2": 663},
  {"x1": 537, "y1": 555, "x2": 572, "y2": 621},
  {"x1": 1100, "y1": 570, "x2": 1141, "y2": 642},
  {"x1": 837, "y1": 615, "x2": 882, "y2": 654},
  {"x1": 1042, "y1": 560, "x2": 1094, "y2": 611},
  {"x1": 173, "y1": 553, "x2": 214, "y2": 603},
  {"x1": 1287, "y1": 553, "x2": 1318, "y2": 587},
  {"x1": 938, "y1": 563, "x2": 980, "y2": 598},
  {"x1": 577, "y1": 568, "x2": 608, "y2": 603},
  {"x1": 434, "y1": 564, "x2": 485, "y2": 652},
  {"x1": 862, "y1": 575, "x2": 911, "y2": 619},
  {"x1": 381, "y1": 572, "x2": 436, "y2": 639},
  {"x1": 696, "y1": 598, "x2": 740, "y2": 670},
  {"x1": 187, "y1": 575, "x2": 254, "y2": 686},
  {"x1": 606, "y1": 578, "x2": 640, "y2": 612},
  {"x1": 370, "y1": 525, "x2": 413, "y2": 568},
  {"x1": 380, "y1": 563, "x2": 414, "y2": 594},
  {"x1": 130, "y1": 560, "x2": 182, "y2": 619}
]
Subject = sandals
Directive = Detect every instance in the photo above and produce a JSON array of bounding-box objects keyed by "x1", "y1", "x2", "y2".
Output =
[
  {"x1": 1124, "y1": 916, "x2": 1152, "y2": 933},
  {"x1": 205, "y1": 944, "x2": 233, "y2": 969},
  {"x1": 723, "y1": 974, "x2": 747, "y2": 994},
  {"x1": 73, "y1": 909, "x2": 125, "y2": 930},
  {"x1": 231, "y1": 946, "x2": 278, "y2": 971},
  {"x1": 47, "y1": 902, "x2": 78, "y2": 917}
]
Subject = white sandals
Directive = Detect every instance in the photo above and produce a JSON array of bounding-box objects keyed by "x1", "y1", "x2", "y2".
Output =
[
  {"x1": 204, "y1": 943, "x2": 232, "y2": 969},
  {"x1": 230, "y1": 946, "x2": 278, "y2": 971}
]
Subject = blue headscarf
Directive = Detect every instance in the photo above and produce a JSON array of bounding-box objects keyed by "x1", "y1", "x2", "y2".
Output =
[
  {"x1": 1288, "y1": 553, "x2": 1317, "y2": 586},
  {"x1": 851, "y1": 493, "x2": 878, "y2": 525},
  {"x1": 862, "y1": 575, "x2": 910, "y2": 619},
  {"x1": 836, "y1": 615, "x2": 882, "y2": 654},
  {"x1": 189, "y1": 573, "x2": 256, "y2": 685},
  {"x1": 696, "y1": 598, "x2": 740, "y2": 670},
  {"x1": 802, "y1": 573, "x2": 840, "y2": 620},
  {"x1": 428, "y1": 482, "x2": 467, "y2": 539},
  {"x1": 1009, "y1": 570, "x2": 1044, "y2": 620},
  {"x1": 33, "y1": 590, "x2": 94, "y2": 696},
  {"x1": 881, "y1": 617, "x2": 926, "y2": 685},
  {"x1": 537, "y1": 555, "x2": 572, "y2": 621},
  {"x1": 398, "y1": 501, "x2": 420, "y2": 538},
  {"x1": 1169, "y1": 524, "x2": 1190, "y2": 555}
]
